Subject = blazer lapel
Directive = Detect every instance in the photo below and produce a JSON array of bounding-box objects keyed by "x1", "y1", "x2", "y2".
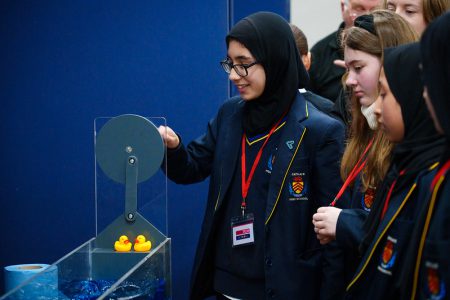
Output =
[
  {"x1": 265, "y1": 93, "x2": 308, "y2": 224},
  {"x1": 214, "y1": 101, "x2": 244, "y2": 212},
  {"x1": 347, "y1": 185, "x2": 417, "y2": 290}
]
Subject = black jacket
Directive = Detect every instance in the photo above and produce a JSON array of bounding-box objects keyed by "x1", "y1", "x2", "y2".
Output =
[
  {"x1": 165, "y1": 93, "x2": 346, "y2": 299},
  {"x1": 309, "y1": 23, "x2": 345, "y2": 102}
]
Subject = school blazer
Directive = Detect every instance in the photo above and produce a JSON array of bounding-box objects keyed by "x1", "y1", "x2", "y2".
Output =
[
  {"x1": 344, "y1": 165, "x2": 438, "y2": 300},
  {"x1": 165, "y1": 92, "x2": 346, "y2": 300},
  {"x1": 414, "y1": 164, "x2": 450, "y2": 300},
  {"x1": 328, "y1": 177, "x2": 372, "y2": 299},
  {"x1": 337, "y1": 177, "x2": 373, "y2": 250}
]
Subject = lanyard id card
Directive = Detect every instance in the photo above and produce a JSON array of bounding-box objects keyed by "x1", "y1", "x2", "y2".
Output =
[{"x1": 231, "y1": 213, "x2": 255, "y2": 247}]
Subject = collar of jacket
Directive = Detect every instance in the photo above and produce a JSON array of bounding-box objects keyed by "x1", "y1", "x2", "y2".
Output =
[{"x1": 213, "y1": 92, "x2": 309, "y2": 224}]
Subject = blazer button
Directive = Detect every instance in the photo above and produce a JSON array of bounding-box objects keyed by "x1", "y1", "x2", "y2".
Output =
[
  {"x1": 265, "y1": 257, "x2": 272, "y2": 266},
  {"x1": 267, "y1": 288, "x2": 275, "y2": 298}
]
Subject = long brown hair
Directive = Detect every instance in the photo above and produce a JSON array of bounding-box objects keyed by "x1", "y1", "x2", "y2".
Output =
[{"x1": 340, "y1": 9, "x2": 418, "y2": 191}]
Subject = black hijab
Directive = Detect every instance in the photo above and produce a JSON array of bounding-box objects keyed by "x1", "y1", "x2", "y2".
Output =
[
  {"x1": 396, "y1": 14, "x2": 450, "y2": 299},
  {"x1": 226, "y1": 11, "x2": 310, "y2": 136},
  {"x1": 421, "y1": 11, "x2": 450, "y2": 149},
  {"x1": 385, "y1": 43, "x2": 445, "y2": 173},
  {"x1": 361, "y1": 43, "x2": 446, "y2": 252}
]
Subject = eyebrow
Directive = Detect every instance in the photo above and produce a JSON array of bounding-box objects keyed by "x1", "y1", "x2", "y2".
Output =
[
  {"x1": 346, "y1": 59, "x2": 363, "y2": 66},
  {"x1": 228, "y1": 54, "x2": 253, "y2": 61}
]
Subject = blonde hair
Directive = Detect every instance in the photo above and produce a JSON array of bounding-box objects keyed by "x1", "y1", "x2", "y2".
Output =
[{"x1": 340, "y1": 9, "x2": 418, "y2": 191}]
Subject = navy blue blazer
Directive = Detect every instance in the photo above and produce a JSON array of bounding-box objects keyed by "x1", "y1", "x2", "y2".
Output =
[
  {"x1": 300, "y1": 89, "x2": 335, "y2": 117},
  {"x1": 325, "y1": 177, "x2": 372, "y2": 299},
  {"x1": 345, "y1": 164, "x2": 438, "y2": 300},
  {"x1": 412, "y1": 163, "x2": 450, "y2": 300},
  {"x1": 165, "y1": 92, "x2": 346, "y2": 299},
  {"x1": 337, "y1": 177, "x2": 375, "y2": 250}
]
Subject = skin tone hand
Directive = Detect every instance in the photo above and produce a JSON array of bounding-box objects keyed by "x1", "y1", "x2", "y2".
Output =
[
  {"x1": 158, "y1": 125, "x2": 180, "y2": 149},
  {"x1": 312, "y1": 206, "x2": 342, "y2": 245},
  {"x1": 334, "y1": 59, "x2": 346, "y2": 69}
]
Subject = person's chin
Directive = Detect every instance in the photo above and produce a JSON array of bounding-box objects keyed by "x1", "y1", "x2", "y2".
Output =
[
  {"x1": 241, "y1": 94, "x2": 256, "y2": 101},
  {"x1": 359, "y1": 97, "x2": 372, "y2": 107}
]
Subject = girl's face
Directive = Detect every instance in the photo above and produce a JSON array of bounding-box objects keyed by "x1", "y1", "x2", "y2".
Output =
[
  {"x1": 374, "y1": 67, "x2": 405, "y2": 142},
  {"x1": 344, "y1": 47, "x2": 382, "y2": 107},
  {"x1": 227, "y1": 40, "x2": 266, "y2": 101},
  {"x1": 386, "y1": 0, "x2": 427, "y2": 35}
]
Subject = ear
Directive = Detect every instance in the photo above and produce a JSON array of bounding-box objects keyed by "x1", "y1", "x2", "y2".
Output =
[
  {"x1": 302, "y1": 52, "x2": 312, "y2": 71},
  {"x1": 340, "y1": 0, "x2": 346, "y2": 13}
]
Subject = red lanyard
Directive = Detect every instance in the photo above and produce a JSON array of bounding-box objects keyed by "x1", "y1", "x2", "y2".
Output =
[
  {"x1": 330, "y1": 137, "x2": 375, "y2": 207},
  {"x1": 380, "y1": 169, "x2": 406, "y2": 220},
  {"x1": 431, "y1": 159, "x2": 450, "y2": 190},
  {"x1": 241, "y1": 117, "x2": 284, "y2": 215}
]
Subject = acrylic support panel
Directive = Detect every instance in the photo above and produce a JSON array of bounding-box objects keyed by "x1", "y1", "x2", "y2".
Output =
[{"x1": 1, "y1": 115, "x2": 171, "y2": 300}]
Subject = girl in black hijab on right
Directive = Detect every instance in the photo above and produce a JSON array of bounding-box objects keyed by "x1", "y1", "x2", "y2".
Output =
[
  {"x1": 344, "y1": 42, "x2": 446, "y2": 299},
  {"x1": 406, "y1": 11, "x2": 450, "y2": 300}
]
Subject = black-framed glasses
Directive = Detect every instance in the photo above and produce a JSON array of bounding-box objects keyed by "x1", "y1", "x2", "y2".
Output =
[{"x1": 220, "y1": 59, "x2": 259, "y2": 77}]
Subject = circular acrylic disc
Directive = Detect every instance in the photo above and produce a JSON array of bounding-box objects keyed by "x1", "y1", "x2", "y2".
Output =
[{"x1": 95, "y1": 114, "x2": 164, "y2": 184}]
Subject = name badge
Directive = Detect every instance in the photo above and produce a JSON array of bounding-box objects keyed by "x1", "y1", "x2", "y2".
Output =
[{"x1": 231, "y1": 213, "x2": 255, "y2": 247}]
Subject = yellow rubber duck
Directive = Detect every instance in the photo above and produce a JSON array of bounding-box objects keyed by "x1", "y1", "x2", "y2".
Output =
[
  {"x1": 134, "y1": 235, "x2": 152, "y2": 252},
  {"x1": 114, "y1": 235, "x2": 132, "y2": 252}
]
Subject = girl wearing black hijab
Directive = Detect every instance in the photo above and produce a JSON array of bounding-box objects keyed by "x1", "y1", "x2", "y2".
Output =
[
  {"x1": 405, "y1": 12, "x2": 450, "y2": 300},
  {"x1": 158, "y1": 11, "x2": 346, "y2": 300},
  {"x1": 344, "y1": 42, "x2": 446, "y2": 299}
]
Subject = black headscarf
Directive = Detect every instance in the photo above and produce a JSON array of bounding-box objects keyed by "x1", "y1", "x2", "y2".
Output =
[
  {"x1": 396, "y1": 14, "x2": 450, "y2": 299},
  {"x1": 226, "y1": 11, "x2": 310, "y2": 136},
  {"x1": 385, "y1": 43, "x2": 445, "y2": 173},
  {"x1": 421, "y1": 11, "x2": 450, "y2": 147},
  {"x1": 361, "y1": 43, "x2": 446, "y2": 252}
]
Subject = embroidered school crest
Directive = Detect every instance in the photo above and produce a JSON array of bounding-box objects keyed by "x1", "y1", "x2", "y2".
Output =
[
  {"x1": 424, "y1": 261, "x2": 446, "y2": 300},
  {"x1": 289, "y1": 173, "x2": 308, "y2": 200},
  {"x1": 377, "y1": 236, "x2": 397, "y2": 275},
  {"x1": 292, "y1": 176, "x2": 304, "y2": 193},
  {"x1": 361, "y1": 187, "x2": 375, "y2": 211}
]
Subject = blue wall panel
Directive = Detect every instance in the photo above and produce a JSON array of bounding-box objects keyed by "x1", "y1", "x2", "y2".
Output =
[
  {"x1": 1, "y1": 0, "x2": 289, "y2": 298},
  {"x1": 0, "y1": 1, "x2": 227, "y2": 298},
  {"x1": 231, "y1": 0, "x2": 290, "y2": 28}
]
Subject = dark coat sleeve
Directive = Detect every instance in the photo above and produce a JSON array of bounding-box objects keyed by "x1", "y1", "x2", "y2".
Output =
[
  {"x1": 336, "y1": 209, "x2": 369, "y2": 250},
  {"x1": 319, "y1": 209, "x2": 369, "y2": 300},
  {"x1": 306, "y1": 114, "x2": 351, "y2": 300},
  {"x1": 311, "y1": 118, "x2": 347, "y2": 207}
]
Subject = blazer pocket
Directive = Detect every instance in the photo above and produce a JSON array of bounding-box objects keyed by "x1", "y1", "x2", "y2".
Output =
[
  {"x1": 295, "y1": 247, "x2": 323, "y2": 299},
  {"x1": 286, "y1": 158, "x2": 310, "y2": 202},
  {"x1": 419, "y1": 240, "x2": 450, "y2": 300},
  {"x1": 376, "y1": 219, "x2": 414, "y2": 276}
]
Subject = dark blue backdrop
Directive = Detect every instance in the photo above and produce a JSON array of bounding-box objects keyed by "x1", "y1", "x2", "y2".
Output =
[{"x1": 0, "y1": 1, "x2": 289, "y2": 298}]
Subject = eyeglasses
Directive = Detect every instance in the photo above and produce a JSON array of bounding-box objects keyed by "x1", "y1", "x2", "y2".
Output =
[{"x1": 220, "y1": 59, "x2": 259, "y2": 77}]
